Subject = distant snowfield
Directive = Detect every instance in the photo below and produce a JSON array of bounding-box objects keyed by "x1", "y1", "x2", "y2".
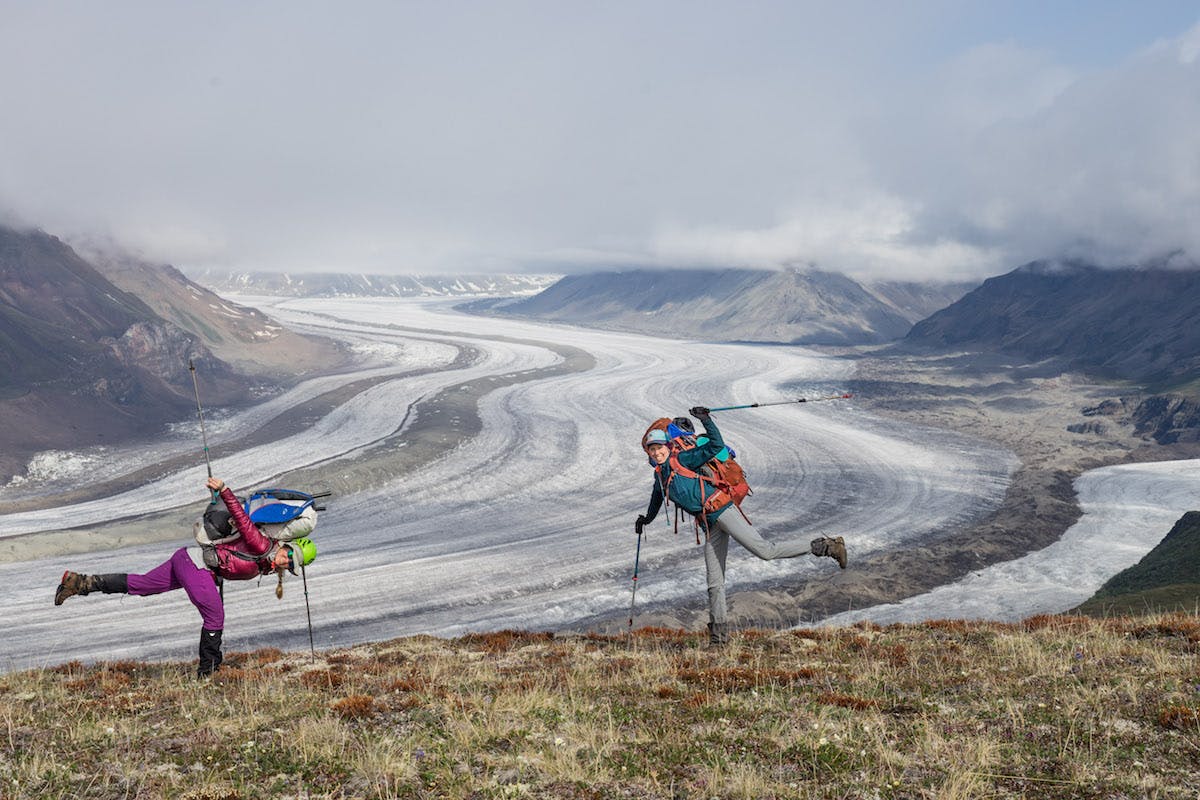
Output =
[
  {"x1": 0, "y1": 295, "x2": 1079, "y2": 671},
  {"x1": 822, "y1": 459, "x2": 1200, "y2": 626}
]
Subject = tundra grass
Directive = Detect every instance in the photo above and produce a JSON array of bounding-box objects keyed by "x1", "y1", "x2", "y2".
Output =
[{"x1": 1, "y1": 615, "x2": 1198, "y2": 799}]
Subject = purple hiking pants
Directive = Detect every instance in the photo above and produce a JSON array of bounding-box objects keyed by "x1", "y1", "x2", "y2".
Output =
[{"x1": 127, "y1": 547, "x2": 224, "y2": 630}]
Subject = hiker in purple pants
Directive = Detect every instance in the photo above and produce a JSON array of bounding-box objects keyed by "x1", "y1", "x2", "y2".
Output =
[
  {"x1": 53, "y1": 476, "x2": 310, "y2": 676},
  {"x1": 127, "y1": 547, "x2": 225, "y2": 631}
]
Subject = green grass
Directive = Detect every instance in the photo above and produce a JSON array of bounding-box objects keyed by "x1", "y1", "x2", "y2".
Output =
[
  {"x1": 2, "y1": 617, "x2": 1199, "y2": 799},
  {"x1": 1074, "y1": 584, "x2": 1200, "y2": 617},
  {"x1": 1073, "y1": 511, "x2": 1200, "y2": 619}
]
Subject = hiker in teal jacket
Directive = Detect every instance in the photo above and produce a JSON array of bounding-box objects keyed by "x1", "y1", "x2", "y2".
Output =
[{"x1": 637, "y1": 406, "x2": 846, "y2": 646}]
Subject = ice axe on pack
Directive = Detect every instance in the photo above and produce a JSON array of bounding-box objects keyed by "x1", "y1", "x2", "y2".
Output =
[{"x1": 704, "y1": 393, "x2": 853, "y2": 413}]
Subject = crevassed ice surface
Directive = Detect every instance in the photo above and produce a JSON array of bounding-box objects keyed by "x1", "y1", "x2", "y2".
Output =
[
  {"x1": 1, "y1": 297, "x2": 1016, "y2": 670},
  {"x1": 0, "y1": 333, "x2": 460, "y2": 500},
  {"x1": 821, "y1": 459, "x2": 1200, "y2": 626}
]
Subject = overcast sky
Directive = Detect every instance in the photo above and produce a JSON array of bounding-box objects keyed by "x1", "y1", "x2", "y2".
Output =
[{"x1": 1, "y1": 2, "x2": 1197, "y2": 280}]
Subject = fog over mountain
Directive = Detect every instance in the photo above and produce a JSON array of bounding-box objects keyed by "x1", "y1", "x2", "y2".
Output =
[
  {"x1": 0, "y1": 6, "x2": 1196, "y2": 278},
  {"x1": 185, "y1": 269, "x2": 557, "y2": 299}
]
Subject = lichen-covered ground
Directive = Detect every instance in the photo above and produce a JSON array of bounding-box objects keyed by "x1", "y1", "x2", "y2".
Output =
[{"x1": 3, "y1": 615, "x2": 1198, "y2": 799}]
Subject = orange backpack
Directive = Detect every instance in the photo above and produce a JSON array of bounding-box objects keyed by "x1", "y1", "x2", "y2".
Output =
[{"x1": 641, "y1": 417, "x2": 752, "y2": 541}]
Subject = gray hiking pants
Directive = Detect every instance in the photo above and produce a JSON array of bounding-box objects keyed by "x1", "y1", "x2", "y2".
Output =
[{"x1": 703, "y1": 510, "x2": 812, "y2": 625}]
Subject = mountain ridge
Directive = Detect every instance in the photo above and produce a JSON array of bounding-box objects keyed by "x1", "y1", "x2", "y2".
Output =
[
  {"x1": 0, "y1": 225, "x2": 346, "y2": 483},
  {"x1": 0, "y1": 226, "x2": 161, "y2": 390},
  {"x1": 904, "y1": 260, "x2": 1200, "y2": 387},
  {"x1": 87, "y1": 250, "x2": 347, "y2": 378},
  {"x1": 474, "y1": 267, "x2": 973, "y2": 345}
]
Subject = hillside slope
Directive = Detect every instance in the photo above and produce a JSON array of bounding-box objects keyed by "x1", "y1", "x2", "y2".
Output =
[
  {"x1": 484, "y1": 267, "x2": 970, "y2": 345},
  {"x1": 0, "y1": 226, "x2": 159, "y2": 390},
  {"x1": 0, "y1": 226, "x2": 245, "y2": 479},
  {"x1": 0, "y1": 226, "x2": 356, "y2": 483},
  {"x1": 89, "y1": 251, "x2": 347, "y2": 378},
  {"x1": 3, "y1": 618, "x2": 1197, "y2": 799},
  {"x1": 905, "y1": 260, "x2": 1200, "y2": 387},
  {"x1": 1074, "y1": 510, "x2": 1200, "y2": 615}
]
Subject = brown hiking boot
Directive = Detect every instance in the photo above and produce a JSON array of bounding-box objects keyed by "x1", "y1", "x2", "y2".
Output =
[
  {"x1": 827, "y1": 536, "x2": 847, "y2": 569},
  {"x1": 54, "y1": 571, "x2": 93, "y2": 605},
  {"x1": 810, "y1": 536, "x2": 847, "y2": 569}
]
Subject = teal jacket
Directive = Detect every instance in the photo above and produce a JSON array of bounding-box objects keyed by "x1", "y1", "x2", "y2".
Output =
[{"x1": 643, "y1": 415, "x2": 731, "y2": 522}]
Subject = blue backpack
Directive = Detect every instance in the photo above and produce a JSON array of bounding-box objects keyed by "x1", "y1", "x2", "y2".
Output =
[{"x1": 243, "y1": 488, "x2": 328, "y2": 540}]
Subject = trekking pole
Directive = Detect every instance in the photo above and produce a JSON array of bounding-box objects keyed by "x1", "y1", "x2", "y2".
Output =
[
  {"x1": 627, "y1": 530, "x2": 643, "y2": 630},
  {"x1": 190, "y1": 359, "x2": 230, "y2": 604},
  {"x1": 707, "y1": 393, "x2": 852, "y2": 412},
  {"x1": 188, "y1": 359, "x2": 218, "y2": 504},
  {"x1": 300, "y1": 563, "x2": 316, "y2": 659}
]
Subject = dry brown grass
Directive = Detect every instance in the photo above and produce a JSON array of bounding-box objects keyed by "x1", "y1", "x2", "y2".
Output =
[{"x1": 1, "y1": 614, "x2": 1198, "y2": 799}]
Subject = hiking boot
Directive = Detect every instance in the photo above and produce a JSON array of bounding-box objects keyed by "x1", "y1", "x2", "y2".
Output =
[
  {"x1": 827, "y1": 536, "x2": 847, "y2": 569},
  {"x1": 810, "y1": 536, "x2": 848, "y2": 569},
  {"x1": 706, "y1": 622, "x2": 729, "y2": 649},
  {"x1": 54, "y1": 571, "x2": 95, "y2": 605},
  {"x1": 54, "y1": 572, "x2": 127, "y2": 605}
]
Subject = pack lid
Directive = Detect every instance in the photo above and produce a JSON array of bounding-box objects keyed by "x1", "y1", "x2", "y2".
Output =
[
  {"x1": 245, "y1": 488, "x2": 315, "y2": 524},
  {"x1": 249, "y1": 502, "x2": 309, "y2": 524}
]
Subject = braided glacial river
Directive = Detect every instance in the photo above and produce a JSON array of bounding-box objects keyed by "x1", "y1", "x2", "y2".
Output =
[{"x1": 0, "y1": 297, "x2": 1193, "y2": 670}]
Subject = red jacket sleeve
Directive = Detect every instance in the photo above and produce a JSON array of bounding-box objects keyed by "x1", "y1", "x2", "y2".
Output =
[{"x1": 218, "y1": 486, "x2": 274, "y2": 557}]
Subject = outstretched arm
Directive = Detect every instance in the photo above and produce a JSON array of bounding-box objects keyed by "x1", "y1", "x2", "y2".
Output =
[{"x1": 207, "y1": 478, "x2": 273, "y2": 556}]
